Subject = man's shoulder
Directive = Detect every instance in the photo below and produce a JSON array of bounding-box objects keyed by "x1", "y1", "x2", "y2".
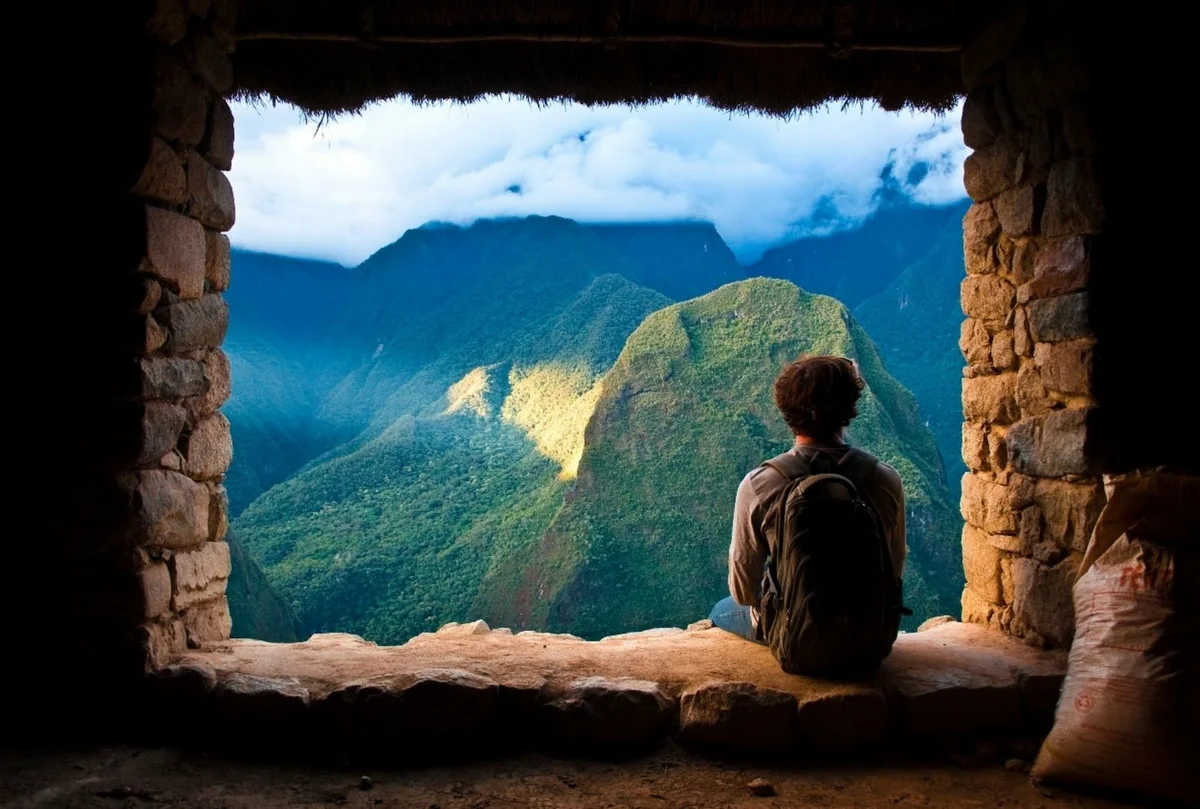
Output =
[{"x1": 851, "y1": 450, "x2": 903, "y2": 495}]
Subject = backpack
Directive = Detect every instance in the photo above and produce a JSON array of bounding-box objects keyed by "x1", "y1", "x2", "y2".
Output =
[{"x1": 752, "y1": 447, "x2": 909, "y2": 677}]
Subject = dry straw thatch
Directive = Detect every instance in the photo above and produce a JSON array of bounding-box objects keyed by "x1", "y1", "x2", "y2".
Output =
[{"x1": 232, "y1": 1, "x2": 980, "y2": 116}]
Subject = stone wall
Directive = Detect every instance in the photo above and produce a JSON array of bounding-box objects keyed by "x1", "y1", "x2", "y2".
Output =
[
  {"x1": 956, "y1": 6, "x2": 1106, "y2": 648},
  {"x1": 15, "y1": 0, "x2": 238, "y2": 707}
]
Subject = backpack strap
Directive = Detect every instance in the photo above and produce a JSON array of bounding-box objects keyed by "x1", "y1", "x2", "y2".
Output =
[{"x1": 836, "y1": 447, "x2": 880, "y2": 489}]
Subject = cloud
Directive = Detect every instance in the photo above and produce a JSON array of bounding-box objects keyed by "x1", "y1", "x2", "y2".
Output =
[{"x1": 228, "y1": 97, "x2": 968, "y2": 266}]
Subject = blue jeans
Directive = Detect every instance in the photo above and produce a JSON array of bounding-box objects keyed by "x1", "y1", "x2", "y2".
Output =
[{"x1": 709, "y1": 596, "x2": 765, "y2": 645}]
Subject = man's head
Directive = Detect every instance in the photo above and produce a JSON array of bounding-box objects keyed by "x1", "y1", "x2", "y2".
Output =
[{"x1": 773, "y1": 355, "x2": 865, "y2": 441}]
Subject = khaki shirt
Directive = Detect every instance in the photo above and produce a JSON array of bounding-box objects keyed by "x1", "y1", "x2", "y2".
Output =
[{"x1": 728, "y1": 444, "x2": 906, "y2": 613}]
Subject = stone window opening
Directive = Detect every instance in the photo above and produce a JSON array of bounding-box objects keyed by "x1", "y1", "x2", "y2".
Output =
[{"x1": 20, "y1": 0, "x2": 1188, "y2": 770}]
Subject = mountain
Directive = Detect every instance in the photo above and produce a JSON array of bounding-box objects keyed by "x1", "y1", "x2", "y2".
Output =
[
  {"x1": 854, "y1": 211, "x2": 969, "y2": 492},
  {"x1": 223, "y1": 250, "x2": 355, "y2": 515},
  {"x1": 223, "y1": 208, "x2": 968, "y2": 643},
  {"x1": 585, "y1": 222, "x2": 745, "y2": 300},
  {"x1": 233, "y1": 273, "x2": 671, "y2": 642},
  {"x1": 477, "y1": 279, "x2": 960, "y2": 638},
  {"x1": 750, "y1": 203, "x2": 967, "y2": 309},
  {"x1": 225, "y1": 531, "x2": 303, "y2": 642}
]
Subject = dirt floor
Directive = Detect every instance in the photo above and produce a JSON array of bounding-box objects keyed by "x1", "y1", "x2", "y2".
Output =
[{"x1": 0, "y1": 745, "x2": 1133, "y2": 809}]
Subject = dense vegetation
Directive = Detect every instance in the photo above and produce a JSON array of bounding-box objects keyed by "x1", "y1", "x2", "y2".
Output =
[
  {"x1": 485, "y1": 280, "x2": 959, "y2": 637},
  {"x1": 225, "y1": 207, "x2": 968, "y2": 643}
]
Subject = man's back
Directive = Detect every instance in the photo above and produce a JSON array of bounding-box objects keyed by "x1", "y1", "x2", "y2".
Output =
[{"x1": 728, "y1": 443, "x2": 906, "y2": 614}]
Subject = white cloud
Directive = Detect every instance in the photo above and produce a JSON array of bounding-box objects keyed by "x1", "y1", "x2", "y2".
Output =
[{"x1": 228, "y1": 96, "x2": 968, "y2": 266}]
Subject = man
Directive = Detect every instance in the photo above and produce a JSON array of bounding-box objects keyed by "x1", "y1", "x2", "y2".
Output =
[{"x1": 709, "y1": 355, "x2": 906, "y2": 665}]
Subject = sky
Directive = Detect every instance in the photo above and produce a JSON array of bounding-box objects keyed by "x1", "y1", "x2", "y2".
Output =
[{"x1": 229, "y1": 96, "x2": 968, "y2": 267}]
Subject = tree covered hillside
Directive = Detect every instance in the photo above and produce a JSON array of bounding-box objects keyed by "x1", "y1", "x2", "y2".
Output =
[
  {"x1": 484, "y1": 279, "x2": 960, "y2": 638},
  {"x1": 223, "y1": 207, "x2": 968, "y2": 644}
]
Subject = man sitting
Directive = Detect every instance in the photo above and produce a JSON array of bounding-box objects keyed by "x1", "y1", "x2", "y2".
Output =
[{"x1": 710, "y1": 355, "x2": 908, "y2": 675}]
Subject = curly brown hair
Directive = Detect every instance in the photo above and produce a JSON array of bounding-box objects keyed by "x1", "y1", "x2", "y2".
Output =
[{"x1": 773, "y1": 355, "x2": 865, "y2": 439}]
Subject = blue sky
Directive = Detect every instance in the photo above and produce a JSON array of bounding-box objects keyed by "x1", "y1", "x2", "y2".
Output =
[{"x1": 229, "y1": 96, "x2": 968, "y2": 266}]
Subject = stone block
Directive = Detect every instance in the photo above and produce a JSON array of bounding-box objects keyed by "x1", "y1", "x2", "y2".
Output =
[
  {"x1": 201, "y1": 97, "x2": 235, "y2": 172},
  {"x1": 963, "y1": 202, "x2": 1000, "y2": 274},
  {"x1": 963, "y1": 373, "x2": 1018, "y2": 424},
  {"x1": 962, "y1": 524, "x2": 1005, "y2": 603},
  {"x1": 139, "y1": 618, "x2": 188, "y2": 670},
  {"x1": 963, "y1": 136, "x2": 1021, "y2": 202},
  {"x1": 1007, "y1": 408, "x2": 1096, "y2": 477},
  {"x1": 183, "y1": 412, "x2": 232, "y2": 481},
  {"x1": 186, "y1": 153, "x2": 236, "y2": 231},
  {"x1": 204, "y1": 230, "x2": 231, "y2": 291},
  {"x1": 159, "y1": 294, "x2": 229, "y2": 353},
  {"x1": 208, "y1": 483, "x2": 229, "y2": 542},
  {"x1": 135, "y1": 279, "x2": 163, "y2": 315},
  {"x1": 171, "y1": 540, "x2": 231, "y2": 591},
  {"x1": 1033, "y1": 478, "x2": 1105, "y2": 552},
  {"x1": 146, "y1": 0, "x2": 188, "y2": 45},
  {"x1": 541, "y1": 677, "x2": 674, "y2": 749},
  {"x1": 961, "y1": 89, "x2": 1001, "y2": 149},
  {"x1": 139, "y1": 562, "x2": 173, "y2": 619},
  {"x1": 994, "y1": 186, "x2": 1037, "y2": 237},
  {"x1": 918, "y1": 615, "x2": 957, "y2": 632},
  {"x1": 1010, "y1": 555, "x2": 1080, "y2": 648},
  {"x1": 131, "y1": 137, "x2": 186, "y2": 205},
  {"x1": 677, "y1": 681, "x2": 796, "y2": 750},
  {"x1": 987, "y1": 430, "x2": 1008, "y2": 471},
  {"x1": 961, "y1": 474, "x2": 1020, "y2": 534},
  {"x1": 883, "y1": 622, "x2": 1029, "y2": 736},
  {"x1": 136, "y1": 402, "x2": 188, "y2": 466},
  {"x1": 183, "y1": 597, "x2": 232, "y2": 645},
  {"x1": 1011, "y1": 241, "x2": 1037, "y2": 285},
  {"x1": 1042, "y1": 159, "x2": 1104, "y2": 237},
  {"x1": 1019, "y1": 505, "x2": 1043, "y2": 551},
  {"x1": 137, "y1": 357, "x2": 209, "y2": 399},
  {"x1": 149, "y1": 662, "x2": 218, "y2": 731},
  {"x1": 154, "y1": 52, "x2": 207, "y2": 146},
  {"x1": 1034, "y1": 339, "x2": 1094, "y2": 395},
  {"x1": 1013, "y1": 306, "x2": 1032, "y2": 357},
  {"x1": 1015, "y1": 363, "x2": 1052, "y2": 417},
  {"x1": 173, "y1": 576, "x2": 228, "y2": 611},
  {"x1": 317, "y1": 669, "x2": 501, "y2": 756},
  {"x1": 991, "y1": 330, "x2": 1017, "y2": 370},
  {"x1": 437, "y1": 619, "x2": 492, "y2": 635},
  {"x1": 1027, "y1": 292, "x2": 1090, "y2": 342},
  {"x1": 795, "y1": 688, "x2": 888, "y2": 751},
  {"x1": 963, "y1": 422, "x2": 989, "y2": 472},
  {"x1": 123, "y1": 469, "x2": 209, "y2": 549},
  {"x1": 142, "y1": 314, "x2": 168, "y2": 355},
  {"x1": 192, "y1": 349, "x2": 231, "y2": 417},
  {"x1": 959, "y1": 318, "x2": 992, "y2": 365},
  {"x1": 961, "y1": 274, "x2": 1014, "y2": 320},
  {"x1": 188, "y1": 34, "x2": 233, "y2": 93},
  {"x1": 961, "y1": 587, "x2": 1007, "y2": 630},
  {"x1": 142, "y1": 205, "x2": 205, "y2": 300},
  {"x1": 213, "y1": 673, "x2": 312, "y2": 747},
  {"x1": 1018, "y1": 236, "x2": 1089, "y2": 303}
]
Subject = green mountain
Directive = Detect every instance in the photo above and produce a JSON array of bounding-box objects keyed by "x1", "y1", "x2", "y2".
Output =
[
  {"x1": 224, "y1": 250, "x2": 355, "y2": 515},
  {"x1": 226, "y1": 530, "x2": 303, "y2": 642},
  {"x1": 478, "y1": 279, "x2": 959, "y2": 637},
  {"x1": 234, "y1": 274, "x2": 671, "y2": 642},
  {"x1": 854, "y1": 213, "x2": 969, "y2": 492}
]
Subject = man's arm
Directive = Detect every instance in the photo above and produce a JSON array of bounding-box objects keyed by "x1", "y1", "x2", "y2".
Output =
[{"x1": 728, "y1": 473, "x2": 768, "y2": 606}]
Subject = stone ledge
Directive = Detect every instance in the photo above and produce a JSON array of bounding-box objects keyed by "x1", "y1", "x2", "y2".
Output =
[{"x1": 160, "y1": 621, "x2": 1064, "y2": 761}]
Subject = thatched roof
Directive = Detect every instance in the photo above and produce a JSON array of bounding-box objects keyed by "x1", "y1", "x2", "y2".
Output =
[{"x1": 232, "y1": 1, "x2": 985, "y2": 116}]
